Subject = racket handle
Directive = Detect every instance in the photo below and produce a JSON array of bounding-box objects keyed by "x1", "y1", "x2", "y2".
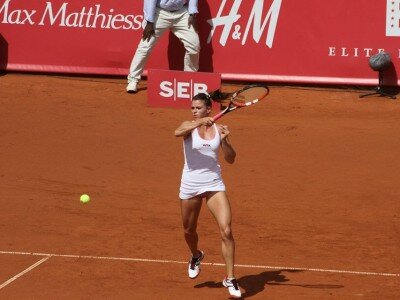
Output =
[{"x1": 212, "y1": 111, "x2": 224, "y2": 122}]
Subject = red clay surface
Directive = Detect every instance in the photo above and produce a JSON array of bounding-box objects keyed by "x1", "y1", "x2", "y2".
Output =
[{"x1": 0, "y1": 73, "x2": 399, "y2": 299}]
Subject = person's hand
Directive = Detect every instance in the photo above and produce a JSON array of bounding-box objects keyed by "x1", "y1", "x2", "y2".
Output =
[
  {"x1": 219, "y1": 125, "x2": 230, "y2": 140},
  {"x1": 188, "y1": 14, "x2": 198, "y2": 32},
  {"x1": 199, "y1": 117, "x2": 214, "y2": 127},
  {"x1": 142, "y1": 22, "x2": 155, "y2": 42}
]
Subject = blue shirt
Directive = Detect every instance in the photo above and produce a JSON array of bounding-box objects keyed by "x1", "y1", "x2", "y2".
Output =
[{"x1": 144, "y1": 0, "x2": 199, "y2": 23}]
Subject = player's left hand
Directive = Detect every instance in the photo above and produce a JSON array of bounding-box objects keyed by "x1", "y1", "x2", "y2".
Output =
[
  {"x1": 188, "y1": 14, "x2": 198, "y2": 32},
  {"x1": 219, "y1": 125, "x2": 230, "y2": 140}
]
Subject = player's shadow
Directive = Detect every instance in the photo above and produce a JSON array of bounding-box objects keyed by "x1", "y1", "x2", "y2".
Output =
[
  {"x1": 0, "y1": 33, "x2": 8, "y2": 75},
  {"x1": 194, "y1": 269, "x2": 344, "y2": 299},
  {"x1": 167, "y1": 0, "x2": 214, "y2": 72}
]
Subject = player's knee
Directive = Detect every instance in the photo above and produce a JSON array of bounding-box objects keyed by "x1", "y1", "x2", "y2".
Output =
[
  {"x1": 220, "y1": 226, "x2": 233, "y2": 241},
  {"x1": 183, "y1": 225, "x2": 197, "y2": 236}
]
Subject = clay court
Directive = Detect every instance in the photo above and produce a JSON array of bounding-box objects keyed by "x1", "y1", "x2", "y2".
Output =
[{"x1": 0, "y1": 73, "x2": 399, "y2": 299}]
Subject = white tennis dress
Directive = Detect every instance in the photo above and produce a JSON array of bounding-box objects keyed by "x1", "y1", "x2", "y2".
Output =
[{"x1": 179, "y1": 124, "x2": 226, "y2": 200}]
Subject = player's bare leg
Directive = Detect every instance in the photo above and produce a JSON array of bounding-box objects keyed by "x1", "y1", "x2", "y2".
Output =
[
  {"x1": 180, "y1": 196, "x2": 203, "y2": 257},
  {"x1": 207, "y1": 191, "x2": 241, "y2": 297},
  {"x1": 181, "y1": 196, "x2": 204, "y2": 278},
  {"x1": 206, "y1": 191, "x2": 235, "y2": 278}
]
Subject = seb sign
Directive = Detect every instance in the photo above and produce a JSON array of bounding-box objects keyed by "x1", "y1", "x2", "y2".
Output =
[{"x1": 147, "y1": 69, "x2": 221, "y2": 108}]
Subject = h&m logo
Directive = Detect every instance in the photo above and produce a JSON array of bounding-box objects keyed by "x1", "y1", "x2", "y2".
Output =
[{"x1": 207, "y1": 0, "x2": 282, "y2": 47}]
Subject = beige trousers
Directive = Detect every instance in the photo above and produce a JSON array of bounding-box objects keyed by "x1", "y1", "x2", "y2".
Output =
[{"x1": 127, "y1": 7, "x2": 200, "y2": 83}]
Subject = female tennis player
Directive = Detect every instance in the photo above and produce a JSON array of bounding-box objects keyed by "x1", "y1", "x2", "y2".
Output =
[{"x1": 174, "y1": 93, "x2": 242, "y2": 298}]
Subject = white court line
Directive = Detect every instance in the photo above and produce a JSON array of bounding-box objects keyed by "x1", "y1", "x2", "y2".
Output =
[
  {"x1": 0, "y1": 250, "x2": 399, "y2": 278},
  {"x1": 0, "y1": 256, "x2": 50, "y2": 290}
]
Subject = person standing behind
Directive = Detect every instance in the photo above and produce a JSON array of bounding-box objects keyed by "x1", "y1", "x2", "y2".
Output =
[{"x1": 126, "y1": 0, "x2": 200, "y2": 93}]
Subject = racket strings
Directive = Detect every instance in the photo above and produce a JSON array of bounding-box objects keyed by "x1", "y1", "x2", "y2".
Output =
[
  {"x1": 232, "y1": 94, "x2": 247, "y2": 105},
  {"x1": 232, "y1": 87, "x2": 269, "y2": 107}
]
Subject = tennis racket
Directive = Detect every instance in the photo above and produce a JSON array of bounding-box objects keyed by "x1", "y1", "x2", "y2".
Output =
[{"x1": 210, "y1": 85, "x2": 269, "y2": 121}]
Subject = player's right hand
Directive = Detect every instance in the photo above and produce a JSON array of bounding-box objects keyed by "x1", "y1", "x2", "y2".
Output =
[
  {"x1": 200, "y1": 117, "x2": 214, "y2": 127},
  {"x1": 143, "y1": 22, "x2": 155, "y2": 42}
]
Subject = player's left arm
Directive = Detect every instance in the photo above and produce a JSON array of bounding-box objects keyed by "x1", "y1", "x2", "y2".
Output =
[{"x1": 218, "y1": 124, "x2": 236, "y2": 164}]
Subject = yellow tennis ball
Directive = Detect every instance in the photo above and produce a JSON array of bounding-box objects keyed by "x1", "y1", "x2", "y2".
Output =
[{"x1": 80, "y1": 194, "x2": 90, "y2": 204}]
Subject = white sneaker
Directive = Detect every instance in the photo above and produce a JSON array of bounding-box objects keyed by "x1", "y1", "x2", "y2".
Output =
[
  {"x1": 126, "y1": 81, "x2": 138, "y2": 93},
  {"x1": 188, "y1": 250, "x2": 204, "y2": 279},
  {"x1": 223, "y1": 277, "x2": 242, "y2": 298}
]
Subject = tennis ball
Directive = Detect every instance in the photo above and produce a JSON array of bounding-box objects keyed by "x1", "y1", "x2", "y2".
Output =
[{"x1": 80, "y1": 194, "x2": 90, "y2": 204}]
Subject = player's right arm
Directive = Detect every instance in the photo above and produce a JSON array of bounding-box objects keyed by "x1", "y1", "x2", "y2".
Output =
[{"x1": 174, "y1": 118, "x2": 214, "y2": 137}]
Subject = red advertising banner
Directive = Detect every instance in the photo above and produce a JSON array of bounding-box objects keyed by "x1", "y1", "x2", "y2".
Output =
[
  {"x1": 147, "y1": 69, "x2": 221, "y2": 109},
  {"x1": 0, "y1": 0, "x2": 399, "y2": 85}
]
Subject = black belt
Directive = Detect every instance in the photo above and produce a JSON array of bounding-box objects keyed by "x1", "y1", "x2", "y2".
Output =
[{"x1": 168, "y1": 4, "x2": 187, "y2": 12}]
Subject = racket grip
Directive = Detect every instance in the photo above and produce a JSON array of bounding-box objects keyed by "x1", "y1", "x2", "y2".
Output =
[{"x1": 212, "y1": 111, "x2": 224, "y2": 122}]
